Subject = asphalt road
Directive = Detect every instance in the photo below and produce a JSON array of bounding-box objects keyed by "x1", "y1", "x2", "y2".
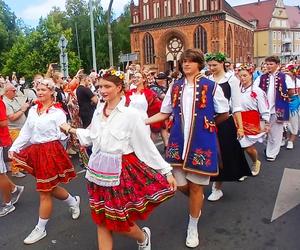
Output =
[{"x1": 1, "y1": 142, "x2": 300, "y2": 250}]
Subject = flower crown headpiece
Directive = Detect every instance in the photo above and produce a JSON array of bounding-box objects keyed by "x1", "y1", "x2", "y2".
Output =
[
  {"x1": 286, "y1": 64, "x2": 300, "y2": 76},
  {"x1": 205, "y1": 52, "x2": 227, "y2": 62},
  {"x1": 238, "y1": 64, "x2": 255, "y2": 74},
  {"x1": 98, "y1": 69, "x2": 125, "y2": 80}
]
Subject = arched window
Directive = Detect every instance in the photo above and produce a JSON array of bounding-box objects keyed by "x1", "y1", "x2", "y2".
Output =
[
  {"x1": 194, "y1": 25, "x2": 207, "y2": 53},
  {"x1": 226, "y1": 26, "x2": 233, "y2": 59},
  {"x1": 143, "y1": 33, "x2": 155, "y2": 64}
]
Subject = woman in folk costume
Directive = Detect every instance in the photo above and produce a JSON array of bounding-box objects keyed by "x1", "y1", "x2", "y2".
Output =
[
  {"x1": 125, "y1": 71, "x2": 163, "y2": 137},
  {"x1": 60, "y1": 69, "x2": 176, "y2": 250},
  {"x1": 284, "y1": 64, "x2": 300, "y2": 149},
  {"x1": 8, "y1": 78, "x2": 80, "y2": 245},
  {"x1": 206, "y1": 52, "x2": 252, "y2": 202},
  {"x1": 238, "y1": 65, "x2": 270, "y2": 176},
  {"x1": 147, "y1": 49, "x2": 230, "y2": 248},
  {"x1": 253, "y1": 56, "x2": 293, "y2": 161}
]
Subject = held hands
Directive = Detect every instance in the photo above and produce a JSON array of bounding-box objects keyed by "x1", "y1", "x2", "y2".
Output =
[
  {"x1": 264, "y1": 123, "x2": 270, "y2": 133},
  {"x1": 166, "y1": 174, "x2": 177, "y2": 192},
  {"x1": 8, "y1": 151, "x2": 14, "y2": 159},
  {"x1": 60, "y1": 122, "x2": 71, "y2": 134}
]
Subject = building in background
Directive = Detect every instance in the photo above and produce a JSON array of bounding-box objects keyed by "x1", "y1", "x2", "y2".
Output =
[
  {"x1": 234, "y1": 0, "x2": 300, "y2": 66},
  {"x1": 130, "y1": 0, "x2": 254, "y2": 72}
]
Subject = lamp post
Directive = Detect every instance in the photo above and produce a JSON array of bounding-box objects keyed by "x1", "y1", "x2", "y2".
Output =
[{"x1": 89, "y1": 0, "x2": 97, "y2": 71}]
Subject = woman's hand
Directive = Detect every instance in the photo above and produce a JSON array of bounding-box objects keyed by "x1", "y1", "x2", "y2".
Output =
[
  {"x1": 264, "y1": 123, "x2": 270, "y2": 133},
  {"x1": 166, "y1": 174, "x2": 177, "y2": 192},
  {"x1": 8, "y1": 151, "x2": 14, "y2": 159},
  {"x1": 60, "y1": 122, "x2": 71, "y2": 134},
  {"x1": 237, "y1": 128, "x2": 244, "y2": 140}
]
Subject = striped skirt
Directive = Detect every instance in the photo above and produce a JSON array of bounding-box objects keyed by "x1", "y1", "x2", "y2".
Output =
[{"x1": 87, "y1": 152, "x2": 175, "y2": 232}]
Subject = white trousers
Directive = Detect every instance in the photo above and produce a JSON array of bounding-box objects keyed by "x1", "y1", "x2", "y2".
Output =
[
  {"x1": 288, "y1": 110, "x2": 300, "y2": 135},
  {"x1": 266, "y1": 114, "x2": 283, "y2": 158}
]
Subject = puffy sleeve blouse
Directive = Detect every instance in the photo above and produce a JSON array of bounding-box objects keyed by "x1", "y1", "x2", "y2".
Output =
[
  {"x1": 10, "y1": 105, "x2": 68, "y2": 153},
  {"x1": 76, "y1": 99, "x2": 172, "y2": 175}
]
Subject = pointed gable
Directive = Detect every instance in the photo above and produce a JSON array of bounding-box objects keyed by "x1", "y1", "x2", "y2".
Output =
[
  {"x1": 286, "y1": 6, "x2": 300, "y2": 29},
  {"x1": 234, "y1": 0, "x2": 276, "y2": 30}
]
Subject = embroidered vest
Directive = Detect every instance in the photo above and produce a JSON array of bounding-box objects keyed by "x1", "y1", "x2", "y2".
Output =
[
  {"x1": 259, "y1": 72, "x2": 289, "y2": 121},
  {"x1": 166, "y1": 76, "x2": 219, "y2": 176}
]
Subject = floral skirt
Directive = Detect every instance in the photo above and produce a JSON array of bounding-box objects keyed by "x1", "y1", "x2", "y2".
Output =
[
  {"x1": 87, "y1": 152, "x2": 175, "y2": 232},
  {"x1": 13, "y1": 140, "x2": 76, "y2": 191}
]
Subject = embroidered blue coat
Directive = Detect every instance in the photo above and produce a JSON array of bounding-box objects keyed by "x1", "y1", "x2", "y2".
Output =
[
  {"x1": 165, "y1": 76, "x2": 219, "y2": 176},
  {"x1": 259, "y1": 72, "x2": 289, "y2": 121}
]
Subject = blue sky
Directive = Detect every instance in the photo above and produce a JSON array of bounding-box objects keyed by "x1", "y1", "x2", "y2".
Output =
[{"x1": 4, "y1": 0, "x2": 300, "y2": 27}]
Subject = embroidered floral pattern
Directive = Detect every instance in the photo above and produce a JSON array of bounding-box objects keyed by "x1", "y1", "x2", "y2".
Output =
[
  {"x1": 166, "y1": 143, "x2": 181, "y2": 160},
  {"x1": 172, "y1": 85, "x2": 180, "y2": 108},
  {"x1": 204, "y1": 116, "x2": 217, "y2": 133},
  {"x1": 198, "y1": 85, "x2": 208, "y2": 109},
  {"x1": 275, "y1": 108, "x2": 285, "y2": 120},
  {"x1": 191, "y1": 148, "x2": 212, "y2": 166},
  {"x1": 250, "y1": 91, "x2": 257, "y2": 99}
]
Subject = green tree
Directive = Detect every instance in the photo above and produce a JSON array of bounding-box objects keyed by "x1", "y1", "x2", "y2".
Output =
[
  {"x1": 0, "y1": 0, "x2": 20, "y2": 68},
  {"x1": 2, "y1": 7, "x2": 80, "y2": 79}
]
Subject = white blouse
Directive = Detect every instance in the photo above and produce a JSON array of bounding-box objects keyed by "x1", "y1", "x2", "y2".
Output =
[
  {"x1": 9, "y1": 105, "x2": 68, "y2": 153},
  {"x1": 240, "y1": 85, "x2": 270, "y2": 122},
  {"x1": 76, "y1": 98, "x2": 172, "y2": 175},
  {"x1": 208, "y1": 72, "x2": 242, "y2": 113}
]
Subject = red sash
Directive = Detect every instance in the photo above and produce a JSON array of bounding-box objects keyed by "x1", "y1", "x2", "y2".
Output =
[{"x1": 241, "y1": 110, "x2": 261, "y2": 135}]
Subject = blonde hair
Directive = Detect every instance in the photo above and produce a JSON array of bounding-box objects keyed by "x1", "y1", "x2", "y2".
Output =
[{"x1": 39, "y1": 78, "x2": 56, "y2": 91}]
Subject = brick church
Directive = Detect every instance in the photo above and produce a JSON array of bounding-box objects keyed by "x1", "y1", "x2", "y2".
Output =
[{"x1": 130, "y1": 0, "x2": 254, "y2": 72}]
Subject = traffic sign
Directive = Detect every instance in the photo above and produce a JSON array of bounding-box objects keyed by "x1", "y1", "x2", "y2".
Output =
[
  {"x1": 58, "y1": 35, "x2": 68, "y2": 50},
  {"x1": 58, "y1": 35, "x2": 69, "y2": 78},
  {"x1": 119, "y1": 53, "x2": 139, "y2": 63}
]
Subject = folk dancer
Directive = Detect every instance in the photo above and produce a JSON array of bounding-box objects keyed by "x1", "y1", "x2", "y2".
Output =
[
  {"x1": 206, "y1": 52, "x2": 252, "y2": 202},
  {"x1": 284, "y1": 64, "x2": 300, "y2": 149},
  {"x1": 8, "y1": 78, "x2": 80, "y2": 245},
  {"x1": 146, "y1": 49, "x2": 230, "y2": 248},
  {"x1": 238, "y1": 64, "x2": 270, "y2": 175},
  {"x1": 254, "y1": 56, "x2": 294, "y2": 161},
  {"x1": 60, "y1": 69, "x2": 176, "y2": 250}
]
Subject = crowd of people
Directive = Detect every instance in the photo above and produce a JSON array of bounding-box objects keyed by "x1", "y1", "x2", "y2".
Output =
[{"x1": 0, "y1": 52, "x2": 300, "y2": 249}]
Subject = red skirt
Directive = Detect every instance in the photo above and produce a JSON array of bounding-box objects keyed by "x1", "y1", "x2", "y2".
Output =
[
  {"x1": 87, "y1": 153, "x2": 175, "y2": 232},
  {"x1": 13, "y1": 140, "x2": 76, "y2": 192}
]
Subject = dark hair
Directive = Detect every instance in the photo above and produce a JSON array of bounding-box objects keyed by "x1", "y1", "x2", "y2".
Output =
[
  {"x1": 178, "y1": 49, "x2": 205, "y2": 74},
  {"x1": 265, "y1": 56, "x2": 280, "y2": 64},
  {"x1": 102, "y1": 75, "x2": 125, "y2": 91}
]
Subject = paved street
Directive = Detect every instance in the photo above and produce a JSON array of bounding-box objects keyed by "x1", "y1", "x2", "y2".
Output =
[{"x1": 1, "y1": 142, "x2": 300, "y2": 250}]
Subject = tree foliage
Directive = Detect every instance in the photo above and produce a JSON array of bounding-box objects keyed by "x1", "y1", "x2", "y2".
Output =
[{"x1": 0, "y1": 0, "x2": 132, "y2": 79}]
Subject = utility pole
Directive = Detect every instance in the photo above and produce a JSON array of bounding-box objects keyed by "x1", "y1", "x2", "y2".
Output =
[
  {"x1": 107, "y1": 0, "x2": 114, "y2": 67},
  {"x1": 89, "y1": 0, "x2": 97, "y2": 71},
  {"x1": 75, "y1": 21, "x2": 81, "y2": 62}
]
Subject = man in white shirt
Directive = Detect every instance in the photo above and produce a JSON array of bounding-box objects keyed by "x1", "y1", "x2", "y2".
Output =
[{"x1": 254, "y1": 56, "x2": 293, "y2": 161}]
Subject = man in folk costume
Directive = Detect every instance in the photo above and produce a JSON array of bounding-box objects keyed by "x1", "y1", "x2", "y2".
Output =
[
  {"x1": 254, "y1": 56, "x2": 294, "y2": 161},
  {"x1": 146, "y1": 49, "x2": 229, "y2": 248}
]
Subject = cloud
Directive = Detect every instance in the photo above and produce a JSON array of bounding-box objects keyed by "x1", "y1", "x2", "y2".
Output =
[{"x1": 20, "y1": 0, "x2": 65, "y2": 21}]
